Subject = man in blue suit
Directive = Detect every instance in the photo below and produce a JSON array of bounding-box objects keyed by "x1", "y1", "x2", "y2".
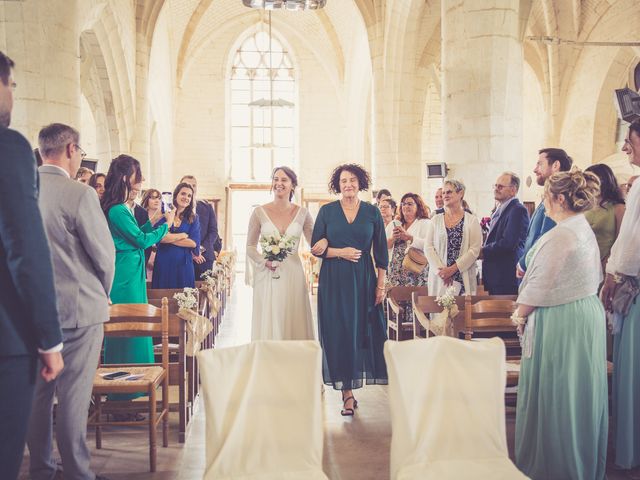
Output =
[
  {"x1": 516, "y1": 148, "x2": 573, "y2": 280},
  {"x1": 0, "y1": 52, "x2": 64, "y2": 479},
  {"x1": 482, "y1": 172, "x2": 529, "y2": 294}
]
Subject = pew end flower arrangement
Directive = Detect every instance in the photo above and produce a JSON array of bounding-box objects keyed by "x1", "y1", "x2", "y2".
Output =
[
  {"x1": 173, "y1": 287, "x2": 212, "y2": 356},
  {"x1": 259, "y1": 233, "x2": 298, "y2": 279},
  {"x1": 431, "y1": 286, "x2": 460, "y2": 336}
]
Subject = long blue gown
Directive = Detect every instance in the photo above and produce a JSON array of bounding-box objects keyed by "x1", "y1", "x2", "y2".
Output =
[
  {"x1": 151, "y1": 215, "x2": 201, "y2": 289},
  {"x1": 311, "y1": 201, "x2": 388, "y2": 390}
]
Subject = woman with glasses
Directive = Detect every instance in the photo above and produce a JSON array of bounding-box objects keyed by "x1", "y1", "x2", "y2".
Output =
[
  {"x1": 386, "y1": 193, "x2": 430, "y2": 287},
  {"x1": 378, "y1": 197, "x2": 397, "y2": 227},
  {"x1": 424, "y1": 179, "x2": 481, "y2": 296}
]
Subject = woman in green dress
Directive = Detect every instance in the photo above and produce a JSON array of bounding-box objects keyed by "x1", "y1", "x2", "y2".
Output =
[
  {"x1": 311, "y1": 164, "x2": 388, "y2": 416},
  {"x1": 100, "y1": 155, "x2": 184, "y2": 376},
  {"x1": 513, "y1": 169, "x2": 607, "y2": 480}
]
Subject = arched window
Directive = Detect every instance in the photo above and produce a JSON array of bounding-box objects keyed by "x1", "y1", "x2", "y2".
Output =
[
  {"x1": 634, "y1": 62, "x2": 640, "y2": 92},
  {"x1": 229, "y1": 29, "x2": 295, "y2": 181}
]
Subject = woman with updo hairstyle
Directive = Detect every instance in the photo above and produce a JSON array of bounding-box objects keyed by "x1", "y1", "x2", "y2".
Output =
[
  {"x1": 311, "y1": 163, "x2": 388, "y2": 416},
  {"x1": 513, "y1": 168, "x2": 608, "y2": 479}
]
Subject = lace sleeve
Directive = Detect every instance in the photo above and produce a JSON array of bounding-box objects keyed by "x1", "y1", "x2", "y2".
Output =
[
  {"x1": 245, "y1": 209, "x2": 265, "y2": 286},
  {"x1": 302, "y1": 209, "x2": 314, "y2": 246}
]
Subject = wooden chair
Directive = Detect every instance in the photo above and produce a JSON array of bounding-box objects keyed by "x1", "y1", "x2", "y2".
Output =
[
  {"x1": 386, "y1": 286, "x2": 428, "y2": 341},
  {"x1": 89, "y1": 300, "x2": 170, "y2": 472},
  {"x1": 412, "y1": 293, "x2": 467, "y2": 338},
  {"x1": 463, "y1": 295, "x2": 519, "y2": 353}
]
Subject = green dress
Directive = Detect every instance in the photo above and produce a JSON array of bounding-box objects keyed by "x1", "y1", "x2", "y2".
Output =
[
  {"x1": 515, "y1": 243, "x2": 608, "y2": 480},
  {"x1": 104, "y1": 204, "x2": 168, "y2": 373},
  {"x1": 311, "y1": 201, "x2": 388, "y2": 390}
]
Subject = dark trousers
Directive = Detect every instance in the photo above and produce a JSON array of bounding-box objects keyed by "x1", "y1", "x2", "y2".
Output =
[
  {"x1": 0, "y1": 354, "x2": 37, "y2": 480},
  {"x1": 194, "y1": 257, "x2": 214, "y2": 281},
  {"x1": 487, "y1": 284, "x2": 519, "y2": 295}
]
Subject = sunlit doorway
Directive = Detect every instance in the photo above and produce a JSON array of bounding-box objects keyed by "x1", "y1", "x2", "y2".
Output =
[{"x1": 226, "y1": 185, "x2": 273, "y2": 272}]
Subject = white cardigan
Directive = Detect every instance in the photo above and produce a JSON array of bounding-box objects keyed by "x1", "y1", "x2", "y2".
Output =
[
  {"x1": 423, "y1": 211, "x2": 482, "y2": 296},
  {"x1": 386, "y1": 217, "x2": 430, "y2": 260}
]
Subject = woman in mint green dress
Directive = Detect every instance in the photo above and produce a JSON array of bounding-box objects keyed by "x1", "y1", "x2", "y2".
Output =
[
  {"x1": 513, "y1": 170, "x2": 607, "y2": 480},
  {"x1": 600, "y1": 120, "x2": 640, "y2": 471},
  {"x1": 100, "y1": 155, "x2": 183, "y2": 386}
]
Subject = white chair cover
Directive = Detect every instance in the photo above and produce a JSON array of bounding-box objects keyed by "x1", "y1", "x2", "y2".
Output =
[
  {"x1": 384, "y1": 337, "x2": 528, "y2": 480},
  {"x1": 197, "y1": 340, "x2": 328, "y2": 480}
]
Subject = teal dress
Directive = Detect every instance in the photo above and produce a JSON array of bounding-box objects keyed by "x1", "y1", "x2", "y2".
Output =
[
  {"x1": 515, "y1": 243, "x2": 608, "y2": 479},
  {"x1": 104, "y1": 204, "x2": 168, "y2": 399},
  {"x1": 612, "y1": 278, "x2": 640, "y2": 469},
  {"x1": 311, "y1": 201, "x2": 388, "y2": 390}
]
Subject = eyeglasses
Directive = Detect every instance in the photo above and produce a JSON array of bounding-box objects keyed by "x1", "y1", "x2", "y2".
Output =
[
  {"x1": 401, "y1": 201, "x2": 416, "y2": 207},
  {"x1": 493, "y1": 184, "x2": 513, "y2": 191},
  {"x1": 9, "y1": 81, "x2": 16, "y2": 91},
  {"x1": 74, "y1": 144, "x2": 87, "y2": 160},
  {"x1": 149, "y1": 194, "x2": 161, "y2": 199},
  {"x1": 442, "y1": 190, "x2": 455, "y2": 195}
]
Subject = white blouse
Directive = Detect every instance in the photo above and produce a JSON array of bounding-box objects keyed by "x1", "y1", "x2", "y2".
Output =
[
  {"x1": 606, "y1": 183, "x2": 640, "y2": 277},
  {"x1": 385, "y1": 217, "x2": 430, "y2": 259}
]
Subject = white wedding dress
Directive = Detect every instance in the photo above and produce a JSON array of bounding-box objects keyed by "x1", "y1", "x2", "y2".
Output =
[{"x1": 245, "y1": 205, "x2": 316, "y2": 341}]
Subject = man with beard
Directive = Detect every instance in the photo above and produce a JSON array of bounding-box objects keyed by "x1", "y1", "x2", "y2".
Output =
[{"x1": 516, "y1": 148, "x2": 573, "y2": 279}]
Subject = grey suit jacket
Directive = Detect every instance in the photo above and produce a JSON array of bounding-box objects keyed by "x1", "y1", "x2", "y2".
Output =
[{"x1": 38, "y1": 165, "x2": 115, "y2": 329}]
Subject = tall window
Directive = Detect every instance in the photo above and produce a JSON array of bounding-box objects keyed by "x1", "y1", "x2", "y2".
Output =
[{"x1": 229, "y1": 29, "x2": 295, "y2": 181}]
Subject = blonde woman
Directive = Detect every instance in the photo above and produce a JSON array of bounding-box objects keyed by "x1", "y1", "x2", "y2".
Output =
[{"x1": 424, "y1": 179, "x2": 481, "y2": 295}]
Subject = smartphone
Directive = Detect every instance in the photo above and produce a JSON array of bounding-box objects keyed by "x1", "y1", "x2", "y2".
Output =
[
  {"x1": 392, "y1": 219, "x2": 402, "y2": 228},
  {"x1": 103, "y1": 371, "x2": 130, "y2": 380}
]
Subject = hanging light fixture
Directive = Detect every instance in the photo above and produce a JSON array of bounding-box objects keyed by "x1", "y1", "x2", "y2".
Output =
[
  {"x1": 242, "y1": 0, "x2": 326, "y2": 10},
  {"x1": 248, "y1": 12, "x2": 294, "y2": 109}
]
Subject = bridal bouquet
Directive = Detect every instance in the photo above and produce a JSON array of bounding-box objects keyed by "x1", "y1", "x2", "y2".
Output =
[
  {"x1": 259, "y1": 233, "x2": 298, "y2": 279},
  {"x1": 431, "y1": 286, "x2": 460, "y2": 336}
]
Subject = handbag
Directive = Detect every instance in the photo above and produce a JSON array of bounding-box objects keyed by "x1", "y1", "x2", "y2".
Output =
[
  {"x1": 402, "y1": 247, "x2": 428, "y2": 274},
  {"x1": 612, "y1": 275, "x2": 640, "y2": 316}
]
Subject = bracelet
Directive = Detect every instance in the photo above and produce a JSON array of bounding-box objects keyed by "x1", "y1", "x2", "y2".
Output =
[
  {"x1": 510, "y1": 312, "x2": 526, "y2": 326},
  {"x1": 612, "y1": 273, "x2": 624, "y2": 284}
]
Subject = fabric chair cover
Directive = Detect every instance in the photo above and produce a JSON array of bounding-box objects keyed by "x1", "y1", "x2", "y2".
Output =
[
  {"x1": 384, "y1": 337, "x2": 528, "y2": 479},
  {"x1": 197, "y1": 340, "x2": 328, "y2": 480}
]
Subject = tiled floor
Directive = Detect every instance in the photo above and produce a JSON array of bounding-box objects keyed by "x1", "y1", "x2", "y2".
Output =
[{"x1": 19, "y1": 274, "x2": 634, "y2": 479}]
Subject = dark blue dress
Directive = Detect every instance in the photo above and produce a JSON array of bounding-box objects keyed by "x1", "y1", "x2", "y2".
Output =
[
  {"x1": 151, "y1": 214, "x2": 201, "y2": 289},
  {"x1": 311, "y1": 201, "x2": 389, "y2": 390}
]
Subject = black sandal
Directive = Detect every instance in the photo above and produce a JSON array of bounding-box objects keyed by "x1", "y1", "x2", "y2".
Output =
[{"x1": 341, "y1": 396, "x2": 358, "y2": 416}]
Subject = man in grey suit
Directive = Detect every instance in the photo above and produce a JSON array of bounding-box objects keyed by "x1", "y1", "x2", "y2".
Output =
[
  {"x1": 26, "y1": 124, "x2": 115, "y2": 480},
  {"x1": 0, "y1": 52, "x2": 64, "y2": 480}
]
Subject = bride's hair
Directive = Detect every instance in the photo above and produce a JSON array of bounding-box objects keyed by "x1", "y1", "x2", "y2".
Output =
[
  {"x1": 545, "y1": 167, "x2": 600, "y2": 213},
  {"x1": 271, "y1": 166, "x2": 298, "y2": 201}
]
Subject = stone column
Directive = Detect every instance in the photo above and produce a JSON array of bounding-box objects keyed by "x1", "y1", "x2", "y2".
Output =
[
  {"x1": 441, "y1": 0, "x2": 523, "y2": 215},
  {"x1": 131, "y1": 32, "x2": 151, "y2": 180},
  {"x1": 0, "y1": 0, "x2": 80, "y2": 143}
]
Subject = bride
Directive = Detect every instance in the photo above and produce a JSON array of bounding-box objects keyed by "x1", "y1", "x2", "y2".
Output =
[{"x1": 246, "y1": 166, "x2": 325, "y2": 341}]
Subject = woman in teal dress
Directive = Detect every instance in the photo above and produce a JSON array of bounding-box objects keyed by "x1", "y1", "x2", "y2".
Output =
[
  {"x1": 100, "y1": 155, "x2": 184, "y2": 396},
  {"x1": 513, "y1": 169, "x2": 607, "y2": 480},
  {"x1": 601, "y1": 119, "x2": 640, "y2": 472},
  {"x1": 311, "y1": 164, "x2": 388, "y2": 416}
]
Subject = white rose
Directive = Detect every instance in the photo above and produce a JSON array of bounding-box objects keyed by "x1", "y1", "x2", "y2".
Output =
[
  {"x1": 272, "y1": 246, "x2": 281, "y2": 255},
  {"x1": 265, "y1": 245, "x2": 272, "y2": 252},
  {"x1": 278, "y1": 242, "x2": 285, "y2": 248}
]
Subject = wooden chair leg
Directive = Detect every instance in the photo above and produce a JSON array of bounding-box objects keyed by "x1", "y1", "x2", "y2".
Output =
[
  {"x1": 95, "y1": 394, "x2": 102, "y2": 449},
  {"x1": 149, "y1": 387, "x2": 157, "y2": 472},
  {"x1": 162, "y1": 379, "x2": 169, "y2": 448}
]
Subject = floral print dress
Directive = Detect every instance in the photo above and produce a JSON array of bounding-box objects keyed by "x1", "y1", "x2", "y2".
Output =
[{"x1": 446, "y1": 218, "x2": 465, "y2": 295}]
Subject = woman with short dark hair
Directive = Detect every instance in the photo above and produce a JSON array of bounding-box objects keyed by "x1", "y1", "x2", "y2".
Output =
[{"x1": 311, "y1": 163, "x2": 388, "y2": 416}]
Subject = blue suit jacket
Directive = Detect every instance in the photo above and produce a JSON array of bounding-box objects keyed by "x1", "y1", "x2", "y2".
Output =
[
  {"x1": 0, "y1": 128, "x2": 62, "y2": 356},
  {"x1": 482, "y1": 198, "x2": 529, "y2": 294},
  {"x1": 518, "y1": 202, "x2": 556, "y2": 271}
]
